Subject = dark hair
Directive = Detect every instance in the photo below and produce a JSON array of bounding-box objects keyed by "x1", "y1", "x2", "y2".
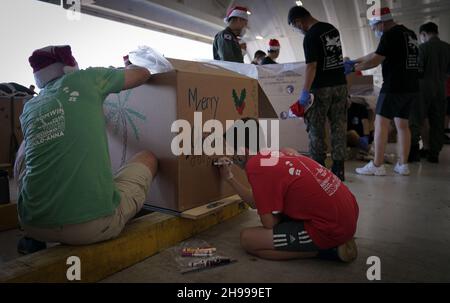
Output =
[
  {"x1": 419, "y1": 22, "x2": 439, "y2": 35},
  {"x1": 254, "y1": 50, "x2": 266, "y2": 59},
  {"x1": 288, "y1": 6, "x2": 311, "y2": 25},
  {"x1": 224, "y1": 117, "x2": 261, "y2": 153}
]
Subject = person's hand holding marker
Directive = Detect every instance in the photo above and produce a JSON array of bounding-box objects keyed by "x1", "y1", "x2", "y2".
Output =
[{"x1": 214, "y1": 157, "x2": 234, "y2": 181}]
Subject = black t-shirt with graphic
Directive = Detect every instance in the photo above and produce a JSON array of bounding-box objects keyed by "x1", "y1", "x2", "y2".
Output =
[
  {"x1": 303, "y1": 22, "x2": 346, "y2": 89},
  {"x1": 347, "y1": 102, "x2": 369, "y2": 137},
  {"x1": 375, "y1": 25, "x2": 419, "y2": 93}
]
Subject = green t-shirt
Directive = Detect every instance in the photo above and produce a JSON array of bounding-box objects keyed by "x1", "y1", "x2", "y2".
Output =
[{"x1": 18, "y1": 67, "x2": 125, "y2": 227}]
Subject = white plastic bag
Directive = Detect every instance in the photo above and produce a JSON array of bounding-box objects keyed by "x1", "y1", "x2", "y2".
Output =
[{"x1": 128, "y1": 46, "x2": 174, "y2": 74}]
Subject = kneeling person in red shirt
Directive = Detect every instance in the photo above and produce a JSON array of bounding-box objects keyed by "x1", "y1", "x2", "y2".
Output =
[{"x1": 217, "y1": 119, "x2": 359, "y2": 262}]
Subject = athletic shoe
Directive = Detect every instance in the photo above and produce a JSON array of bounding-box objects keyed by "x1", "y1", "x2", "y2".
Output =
[
  {"x1": 355, "y1": 161, "x2": 386, "y2": 176},
  {"x1": 17, "y1": 237, "x2": 47, "y2": 255},
  {"x1": 317, "y1": 238, "x2": 358, "y2": 263},
  {"x1": 394, "y1": 163, "x2": 410, "y2": 176}
]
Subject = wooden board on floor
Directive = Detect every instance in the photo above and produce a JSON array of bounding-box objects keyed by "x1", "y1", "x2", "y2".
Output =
[
  {"x1": 181, "y1": 195, "x2": 243, "y2": 220},
  {"x1": 0, "y1": 202, "x2": 18, "y2": 232},
  {"x1": 0, "y1": 196, "x2": 247, "y2": 283}
]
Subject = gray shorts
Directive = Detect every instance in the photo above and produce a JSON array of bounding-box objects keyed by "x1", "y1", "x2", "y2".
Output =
[
  {"x1": 23, "y1": 162, "x2": 153, "y2": 245},
  {"x1": 273, "y1": 217, "x2": 320, "y2": 252}
]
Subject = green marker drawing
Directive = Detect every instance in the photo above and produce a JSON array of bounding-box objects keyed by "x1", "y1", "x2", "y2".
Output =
[{"x1": 105, "y1": 90, "x2": 146, "y2": 166}]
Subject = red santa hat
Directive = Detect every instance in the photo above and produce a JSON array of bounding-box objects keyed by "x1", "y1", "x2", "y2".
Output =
[
  {"x1": 268, "y1": 39, "x2": 281, "y2": 52},
  {"x1": 224, "y1": 6, "x2": 249, "y2": 23},
  {"x1": 28, "y1": 45, "x2": 78, "y2": 88},
  {"x1": 369, "y1": 7, "x2": 393, "y2": 27}
]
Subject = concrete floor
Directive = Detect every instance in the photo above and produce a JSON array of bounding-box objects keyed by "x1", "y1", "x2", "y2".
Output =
[
  {"x1": 102, "y1": 147, "x2": 450, "y2": 283},
  {"x1": 2, "y1": 146, "x2": 449, "y2": 282}
]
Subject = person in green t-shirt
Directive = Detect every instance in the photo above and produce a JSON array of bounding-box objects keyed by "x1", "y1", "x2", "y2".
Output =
[{"x1": 14, "y1": 45, "x2": 158, "y2": 253}]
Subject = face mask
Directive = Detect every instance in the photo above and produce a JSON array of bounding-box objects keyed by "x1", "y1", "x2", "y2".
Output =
[
  {"x1": 63, "y1": 63, "x2": 79, "y2": 74},
  {"x1": 375, "y1": 30, "x2": 383, "y2": 39},
  {"x1": 240, "y1": 27, "x2": 247, "y2": 37},
  {"x1": 242, "y1": 49, "x2": 248, "y2": 57},
  {"x1": 292, "y1": 26, "x2": 305, "y2": 35}
]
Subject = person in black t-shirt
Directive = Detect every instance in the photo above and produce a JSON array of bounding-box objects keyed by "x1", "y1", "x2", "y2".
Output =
[
  {"x1": 287, "y1": 6, "x2": 348, "y2": 181},
  {"x1": 261, "y1": 39, "x2": 280, "y2": 65},
  {"x1": 346, "y1": 7, "x2": 419, "y2": 177}
]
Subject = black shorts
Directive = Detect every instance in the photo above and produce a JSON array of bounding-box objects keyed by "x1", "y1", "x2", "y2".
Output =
[
  {"x1": 273, "y1": 217, "x2": 320, "y2": 252},
  {"x1": 376, "y1": 93, "x2": 417, "y2": 120}
]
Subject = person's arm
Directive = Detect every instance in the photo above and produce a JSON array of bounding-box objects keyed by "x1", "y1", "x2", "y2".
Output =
[
  {"x1": 303, "y1": 62, "x2": 317, "y2": 92},
  {"x1": 280, "y1": 147, "x2": 301, "y2": 156},
  {"x1": 353, "y1": 52, "x2": 376, "y2": 64},
  {"x1": 302, "y1": 35, "x2": 318, "y2": 92},
  {"x1": 14, "y1": 141, "x2": 26, "y2": 190},
  {"x1": 216, "y1": 157, "x2": 256, "y2": 208},
  {"x1": 355, "y1": 53, "x2": 385, "y2": 71},
  {"x1": 123, "y1": 65, "x2": 151, "y2": 90},
  {"x1": 259, "y1": 213, "x2": 281, "y2": 229},
  {"x1": 227, "y1": 177, "x2": 256, "y2": 209}
]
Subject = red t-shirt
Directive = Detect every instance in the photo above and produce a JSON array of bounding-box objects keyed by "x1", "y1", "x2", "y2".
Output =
[{"x1": 245, "y1": 152, "x2": 359, "y2": 249}]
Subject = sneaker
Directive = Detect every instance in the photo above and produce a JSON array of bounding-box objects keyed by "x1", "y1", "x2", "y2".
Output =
[
  {"x1": 317, "y1": 239, "x2": 358, "y2": 263},
  {"x1": 337, "y1": 239, "x2": 358, "y2": 263},
  {"x1": 355, "y1": 161, "x2": 386, "y2": 176},
  {"x1": 17, "y1": 237, "x2": 47, "y2": 255},
  {"x1": 394, "y1": 163, "x2": 410, "y2": 176}
]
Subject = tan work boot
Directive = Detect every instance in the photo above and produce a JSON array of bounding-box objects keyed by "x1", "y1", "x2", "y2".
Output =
[{"x1": 337, "y1": 238, "x2": 358, "y2": 263}]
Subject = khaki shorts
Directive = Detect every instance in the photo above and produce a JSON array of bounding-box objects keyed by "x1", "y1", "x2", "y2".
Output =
[{"x1": 23, "y1": 162, "x2": 153, "y2": 245}]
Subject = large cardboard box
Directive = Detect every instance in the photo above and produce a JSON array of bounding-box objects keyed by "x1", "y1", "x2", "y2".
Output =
[
  {"x1": 256, "y1": 64, "x2": 310, "y2": 153},
  {"x1": 104, "y1": 59, "x2": 276, "y2": 212},
  {"x1": 0, "y1": 97, "x2": 26, "y2": 167},
  {"x1": 203, "y1": 61, "x2": 311, "y2": 153}
]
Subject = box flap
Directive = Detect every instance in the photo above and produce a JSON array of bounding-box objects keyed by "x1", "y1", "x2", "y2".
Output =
[
  {"x1": 258, "y1": 85, "x2": 277, "y2": 119},
  {"x1": 167, "y1": 58, "x2": 250, "y2": 79}
]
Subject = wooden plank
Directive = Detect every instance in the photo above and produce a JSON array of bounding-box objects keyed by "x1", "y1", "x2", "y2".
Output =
[
  {"x1": 0, "y1": 197, "x2": 247, "y2": 283},
  {"x1": 180, "y1": 195, "x2": 243, "y2": 220},
  {"x1": 0, "y1": 203, "x2": 19, "y2": 232}
]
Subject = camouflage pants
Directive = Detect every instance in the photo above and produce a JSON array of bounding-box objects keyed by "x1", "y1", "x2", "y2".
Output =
[{"x1": 305, "y1": 85, "x2": 348, "y2": 163}]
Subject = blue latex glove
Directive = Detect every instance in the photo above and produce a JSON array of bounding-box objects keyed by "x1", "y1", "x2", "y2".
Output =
[
  {"x1": 358, "y1": 136, "x2": 370, "y2": 151},
  {"x1": 344, "y1": 60, "x2": 356, "y2": 75},
  {"x1": 298, "y1": 89, "x2": 311, "y2": 107}
]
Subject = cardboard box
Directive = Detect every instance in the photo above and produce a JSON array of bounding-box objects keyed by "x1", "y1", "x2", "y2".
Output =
[
  {"x1": 202, "y1": 61, "x2": 311, "y2": 153},
  {"x1": 256, "y1": 64, "x2": 310, "y2": 152},
  {"x1": 0, "y1": 97, "x2": 26, "y2": 167},
  {"x1": 104, "y1": 59, "x2": 276, "y2": 212}
]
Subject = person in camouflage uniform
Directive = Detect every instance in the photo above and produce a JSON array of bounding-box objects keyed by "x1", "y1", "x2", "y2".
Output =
[
  {"x1": 288, "y1": 6, "x2": 348, "y2": 180},
  {"x1": 213, "y1": 6, "x2": 249, "y2": 63}
]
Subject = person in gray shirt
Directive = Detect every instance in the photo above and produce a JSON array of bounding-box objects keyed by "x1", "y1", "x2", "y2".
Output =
[{"x1": 409, "y1": 22, "x2": 450, "y2": 163}]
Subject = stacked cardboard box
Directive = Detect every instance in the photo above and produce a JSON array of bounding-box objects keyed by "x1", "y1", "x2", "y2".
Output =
[
  {"x1": 0, "y1": 97, "x2": 26, "y2": 174},
  {"x1": 104, "y1": 59, "x2": 276, "y2": 212}
]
